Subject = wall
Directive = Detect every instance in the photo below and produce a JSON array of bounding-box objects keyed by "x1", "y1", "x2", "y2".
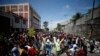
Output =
[{"x1": 62, "y1": 7, "x2": 100, "y2": 39}]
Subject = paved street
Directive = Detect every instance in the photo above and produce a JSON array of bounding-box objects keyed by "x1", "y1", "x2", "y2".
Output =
[
  {"x1": 60, "y1": 52, "x2": 100, "y2": 56},
  {"x1": 87, "y1": 52, "x2": 99, "y2": 56}
]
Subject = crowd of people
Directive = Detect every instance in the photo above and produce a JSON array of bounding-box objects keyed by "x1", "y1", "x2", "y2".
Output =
[{"x1": 0, "y1": 31, "x2": 100, "y2": 56}]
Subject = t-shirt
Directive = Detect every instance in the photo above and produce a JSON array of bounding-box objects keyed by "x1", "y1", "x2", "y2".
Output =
[
  {"x1": 60, "y1": 52, "x2": 68, "y2": 56},
  {"x1": 11, "y1": 47, "x2": 20, "y2": 56},
  {"x1": 45, "y1": 42, "x2": 52, "y2": 51},
  {"x1": 19, "y1": 48, "x2": 24, "y2": 56},
  {"x1": 21, "y1": 50, "x2": 28, "y2": 56},
  {"x1": 77, "y1": 48, "x2": 85, "y2": 56},
  {"x1": 55, "y1": 42, "x2": 61, "y2": 52},
  {"x1": 40, "y1": 42, "x2": 45, "y2": 50},
  {"x1": 28, "y1": 47, "x2": 37, "y2": 56},
  {"x1": 64, "y1": 39, "x2": 68, "y2": 46},
  {"x1": 68, "y1": 48, "x2": 75, "y2": 56}
]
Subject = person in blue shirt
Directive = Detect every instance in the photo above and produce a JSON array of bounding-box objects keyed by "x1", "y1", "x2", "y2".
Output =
[
  {"x1": 11, "y1": 43, "x2": 20, "y2": 56},
  {"x1": 45, "y1": 39, "x2": 52, "y2": 55}
]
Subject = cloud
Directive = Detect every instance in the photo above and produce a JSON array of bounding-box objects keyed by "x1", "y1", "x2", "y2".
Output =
[
  {"x1": 41, "y1": 20, "x2": 65, "y2": 30},
  {"x1": 48, "y1": 16, "x2": 71, "y2": 31},
  {"x1": 48, "y1": 20, "x2": 64, "y2": 31},
  {"x1": 41, "y1": 16, "x2": 72, "y2": 31},
  {"x1": 65, "y1": 4, "x2": 70, "y2": 9}
]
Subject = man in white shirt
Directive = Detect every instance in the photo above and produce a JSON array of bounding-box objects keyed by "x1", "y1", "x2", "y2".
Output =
[{"x1": 68, "y1": 44, "x2": 77, "y2": 56}]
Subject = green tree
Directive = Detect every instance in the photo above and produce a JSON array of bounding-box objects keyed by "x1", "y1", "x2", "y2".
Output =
[
  {"x1": 43, "y1": 21, "x2": 49, "y2": 31},
  {"x1": 43, "y1": 21, "x2": 48, "y2": 28},
  {"x1": 45, "y1": 28, "x2": 49, "y2": 31},
  {"x1": 71, "y1": 12, "x2": 82, "y2": 24},
  {"x1": 56, "y1": 23, "x2": 62, "y2": 31},
  {"x1": 27, "y1": 27, "x2": 36, "y2": 37}
]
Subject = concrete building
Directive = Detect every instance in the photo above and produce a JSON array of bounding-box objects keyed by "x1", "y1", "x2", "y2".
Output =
[
  {"x1": 0, "y1": 3, "x2": 41, "y2": 29},
  {"x1": 0, "y1": 11, "x2": 26, "y2": 32}
]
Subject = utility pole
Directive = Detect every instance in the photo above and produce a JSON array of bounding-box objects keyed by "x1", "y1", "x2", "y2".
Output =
[{"x1": 90, "y1": 0, "x2": 95, "y2": 39}]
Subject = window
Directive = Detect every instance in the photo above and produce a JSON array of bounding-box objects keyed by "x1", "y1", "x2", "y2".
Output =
[
  {"x1": 19, "y1": 5, "x2": 23, "y2": 12},
  {"x1": 24, "y1": 13, "x2": 28, "y2": 20},
  {"x1": 24, "y1": 5, "x2": 28, "y2": 11},
  {"x1": 15, "y1": 13, "x2": 18, "y2": 15},
  {"x1": 15, "y1": 16, "x2": 20, "y2": 23},
  {"x1": 5, "y1": 6, "x2": 10, "y2": 12},
  {"x1": 23, "y1": 20, "x2": 26, "y2": 24},
  {"x1": 19, "y1": 13, "x2": 23, "y2": 17},
  {"x1": 11, "y1": 6, "x2": 18, "y2": 12},
  {"x1": 0, "y1": 6, "x2": 5, "y2": 11}
]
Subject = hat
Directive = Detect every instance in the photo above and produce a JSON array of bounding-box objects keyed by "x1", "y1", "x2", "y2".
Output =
[
  {"x1": 73, "y1": 44, "x2": 77, "y2": 48},
  {"x1": 47, "y1": 39, "x2": 50, "y2": 42}
]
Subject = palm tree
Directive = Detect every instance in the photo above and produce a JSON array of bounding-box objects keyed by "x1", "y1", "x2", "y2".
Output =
[
  {"x1": 43, "y1": 21, "x2": 49, "y2": 31},
  {"x1": 43, "y1": 21, "x2": 48, "y2": 28}
]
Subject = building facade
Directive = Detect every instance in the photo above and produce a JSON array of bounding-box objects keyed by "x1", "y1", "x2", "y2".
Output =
[
  {"x1": 0, "y1": 3, "x2": 41, "y2": 29},
  {"x1": 0, "y1": 11, "x2": 26, "y2": 32}
]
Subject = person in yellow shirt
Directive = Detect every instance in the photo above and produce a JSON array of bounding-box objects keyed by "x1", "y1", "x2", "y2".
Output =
[{"x1": 19, "y1": 45, "x2": 24, "y2": 56}]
